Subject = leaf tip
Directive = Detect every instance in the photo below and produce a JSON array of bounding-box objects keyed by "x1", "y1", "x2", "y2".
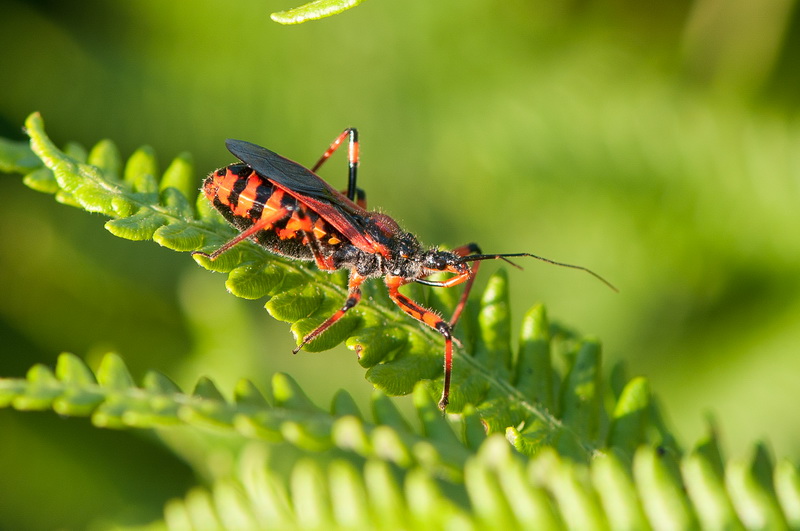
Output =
[
  {"x1": 270, "y1": 0, "x2": 364, "y2": 25},
  {"x1": 24, "y1": 111, "x2": 44, "y2": 133}
]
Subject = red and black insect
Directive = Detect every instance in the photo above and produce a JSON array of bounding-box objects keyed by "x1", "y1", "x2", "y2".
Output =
[{"x1": 193, "y1": 129, "x2": 615, "y2": 410}]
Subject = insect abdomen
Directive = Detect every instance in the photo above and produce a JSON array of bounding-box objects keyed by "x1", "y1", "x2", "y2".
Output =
[
  {"x1": 203, "y1": 165, "x2": 272, "y2": 223},
  {"x1": 203, "y1": 165, "x2": 347, "y2": 261}
]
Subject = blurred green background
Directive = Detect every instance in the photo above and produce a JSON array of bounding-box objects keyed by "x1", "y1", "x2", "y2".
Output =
[{"x1": 1, "y1": 0, "x2": 800, "y2": 527}]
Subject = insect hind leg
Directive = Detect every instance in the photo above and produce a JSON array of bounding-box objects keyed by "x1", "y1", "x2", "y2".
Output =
[{"x1": 192, "y1": 208, "x2": 292, "y2": 261}]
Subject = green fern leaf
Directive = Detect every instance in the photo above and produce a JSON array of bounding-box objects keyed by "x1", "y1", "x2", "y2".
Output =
[
  {"x1": 270, "y1": 0, "x2": 369, "y2": 25},
  {"x1": 0, "y1": 353, "x2": 478, "y2": 478},
  {"x1": 156, "y1": 428, "x2": 800, "y2": 530}
]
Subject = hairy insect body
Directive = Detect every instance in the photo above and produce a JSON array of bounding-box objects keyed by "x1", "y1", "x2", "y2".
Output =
[
  {"x1": 203, "y1": 164, "x2": 463, "y2": 282},
  {"x1": 195, "y1": 131, "x2": 613, "y2": 410}
]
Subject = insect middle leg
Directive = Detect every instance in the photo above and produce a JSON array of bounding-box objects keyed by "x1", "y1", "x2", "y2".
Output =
[
  {"x1": 292, "y1": 270, "x2": 366, "y2": 354},
  {"x1": 310, "y1": 128, "x2": 365, "y2": 206}
]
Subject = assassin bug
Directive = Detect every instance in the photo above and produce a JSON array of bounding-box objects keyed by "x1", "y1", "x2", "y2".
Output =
[{"x1": 192, "y1": 129, "x2": 615, "y2": 410}]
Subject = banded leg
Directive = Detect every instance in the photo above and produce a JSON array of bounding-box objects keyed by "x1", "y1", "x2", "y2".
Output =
[
  {"x1": 385, "y1": 275, "x2": 455, "y2": 410},
  {"x1": 311, "y1": 128, "x2": 365, "y2": 206},
  {"x1": 191, "y1": 207, "x2": 293, "y2": 261},
  {"x1": 293, "y1": 270, "x2": 365, "y2": 354}
]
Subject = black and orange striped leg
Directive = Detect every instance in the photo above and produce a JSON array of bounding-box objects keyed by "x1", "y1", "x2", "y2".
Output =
[
  {"x1": 192, "y1": 208, "x2": 293, "y2": 261},
  {"x1": 292, "y1": 270, "x2": 366, "y2": 354},
  {"x1": 310, "y1": 128, "x2": 365, "y2": 206},
  {"x1": 385, "y1": 275, "x2": 455, "y2": 410}
]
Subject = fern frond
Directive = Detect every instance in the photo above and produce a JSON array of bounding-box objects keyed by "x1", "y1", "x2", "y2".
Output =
[
  {"x1": 11, "y1": 112, "x2": 665, "y2": 461},
  {"x1": 0, "y1": 352, "x2": 474, "y2": 478},
  {"x1": 2, "y1": 352, "x2": 799, "y2": 528},
  {"x1": 161, "y1": 432, "x2": 800, "y2": 530}
]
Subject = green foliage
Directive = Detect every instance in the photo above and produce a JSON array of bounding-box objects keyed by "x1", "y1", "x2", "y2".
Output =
[
  {"x1": 22, "y1": 112, "x2": 652, "y2": 457},
  {"x1": 270, "y1": 0, "x2": 369, "y2": 25},
  {"x1": 2, "y1": 353, "x2": 800, "y2": 529},
  {"x1": 4, "y1": 113, "x2": 800, "y2": 528}
]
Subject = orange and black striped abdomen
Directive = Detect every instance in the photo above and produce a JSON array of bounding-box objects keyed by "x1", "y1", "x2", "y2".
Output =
[{"x1": 203, "y1": 164, "x2": 348, "y2": 262}]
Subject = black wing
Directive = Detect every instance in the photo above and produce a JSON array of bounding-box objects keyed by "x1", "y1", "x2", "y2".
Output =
[
  {"x1": 226, "y1": 139, "x2": 345, "y2": 202},
  {"x1": 226, "y1": 139, "x2": 385, "y2": 253}
]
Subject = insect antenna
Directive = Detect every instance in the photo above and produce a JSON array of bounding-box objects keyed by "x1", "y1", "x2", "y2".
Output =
[
  {"x1": 461, "y1": 253, "x2": 618, "y2": 292},
  {"x1": 494, "y1": 256, "x2": 525, "y2": 270}
]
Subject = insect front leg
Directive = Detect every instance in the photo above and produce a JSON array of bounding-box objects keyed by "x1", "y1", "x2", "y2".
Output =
[
  {"x1": 310, "y1": 128, "x2": 365, "y2": 206},
  {"x1": 292, "y1": 270, "x2": 366, "y2": 354},
  {"x1": 448, "y1": 243, "x2": 482, "y2": 327},
  {"x1": 385, "y1": 275, "x2": 455, "y2": 410}
]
